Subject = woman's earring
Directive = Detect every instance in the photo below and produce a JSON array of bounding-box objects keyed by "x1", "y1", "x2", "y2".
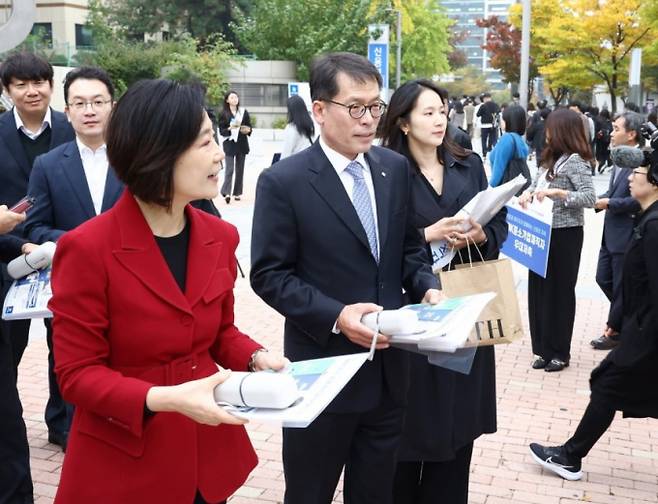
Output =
[{"x1": 403, "y1": 129, "x2": 409, "y2": 136}]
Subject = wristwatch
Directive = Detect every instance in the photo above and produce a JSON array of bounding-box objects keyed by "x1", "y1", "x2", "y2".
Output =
[{"x1": 248, "y1": 348, "x2": 269, "y2": 372}]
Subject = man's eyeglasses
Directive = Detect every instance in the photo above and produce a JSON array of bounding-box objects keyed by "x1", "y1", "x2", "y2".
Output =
[
  {"x1": 68, "y1": 99, "x2": 112, "y2": 111},
  {"x1": 632, "y1": 169, "x2": 648, "y2": 177},
  {"x1": 323, "y1": 99, "x2": 387, "y2": 119}
]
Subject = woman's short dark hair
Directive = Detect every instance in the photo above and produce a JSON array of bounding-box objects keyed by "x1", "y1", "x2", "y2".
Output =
[
  {"x1": 63, "y1": 66, "x2": 115, "y2": 104},
  {"x1": 106, "y1": 79, "x2": 206, "y2": 208},
  {"x1": 541, "y1": 108, "x2": 593, "y2": 177},
  {"x1": 309, "y1": 52, "x2": 382, "y2": 101},
  {"x1": 378, "y1": 79, "x2": 470, "y2": 165},
  {"x1": 0, "y1": 52, "x2": 53, "y2": 89},
  {"x1": 502, "y1": 104, "x2": 527, "y2": 135},
  {"x1": 287, "y1": 94, "x2": 315, "y2": 140}
]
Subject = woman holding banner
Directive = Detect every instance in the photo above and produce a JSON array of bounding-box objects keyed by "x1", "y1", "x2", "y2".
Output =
[
  {"x1": 379, "y1": 79, "x2": 508, "y2": 504},
  {"x1": 519, "y1": 108, "x2": 596, "y2": 372}
]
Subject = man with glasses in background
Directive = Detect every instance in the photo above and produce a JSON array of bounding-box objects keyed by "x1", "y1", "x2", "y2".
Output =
[
  {"x1": 250, "y1": 52, "x2": 439, "y2": 504},
  {"x1": 0, "y1": 51, "x2": 74, "y2": 504},
  {"x1": 25, "y1": 66, "x2": 123, "y2": 454}
]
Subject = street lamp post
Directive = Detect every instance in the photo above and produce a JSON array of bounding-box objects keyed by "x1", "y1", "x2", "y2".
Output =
[
  {"x1": 386, "y1": 7, "x2": 402, "y2": 89},
  {"x1": 518, "y1": 0, "x2": 531, "y2": 109}
]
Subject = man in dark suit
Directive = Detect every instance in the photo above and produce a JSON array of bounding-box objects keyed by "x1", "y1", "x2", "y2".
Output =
[
  {"x1": 250, "y1": 52, "x2": 440, "y2": 504},
  {"x1": 591, "y1": 111, "x2": 643, "y2": 350},
  {"x1": 25, "y1": 67, "x2": 122, "y2": 454},
  {"x1": 0, "y1": 52, "x2": 74, "y2": 503}
]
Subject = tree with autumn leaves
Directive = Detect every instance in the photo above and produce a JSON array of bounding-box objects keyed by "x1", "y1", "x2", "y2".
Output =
[
  {"x1": 476, "y1": 16, "x2": 539, "y2": 96},
  {"x1": 503, "y1": 0, "x2": 654, "y2": 112}
]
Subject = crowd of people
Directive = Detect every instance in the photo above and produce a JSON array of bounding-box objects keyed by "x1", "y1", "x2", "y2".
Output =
[{"x1": 0, "y1": 49, "x2": 656, "y2": 504}]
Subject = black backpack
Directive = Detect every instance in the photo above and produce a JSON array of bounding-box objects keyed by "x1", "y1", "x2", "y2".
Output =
[{"x1": 500, "y1": 138, "x2": 531, "y2": 196}]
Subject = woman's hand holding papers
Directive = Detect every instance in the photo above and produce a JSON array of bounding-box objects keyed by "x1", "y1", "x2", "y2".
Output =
[
  {"x1": 145, "y1": 369, "x2": 248, "y2": 426},
  {"x1": 337, "y1": 303, "x2": 390, "y2": 350},
  {"x1": 252, "y1": 351, "x2": 290, "y2": 372},
  {"x1": 424, "y1": 216, "x2": 464, "y2": 243},
  {"x1": 518, "y1": 191, "x2": 533, "y2": 209},
  {"x1": 451, "y1": 218, "x2": 487, "y2": 249}
]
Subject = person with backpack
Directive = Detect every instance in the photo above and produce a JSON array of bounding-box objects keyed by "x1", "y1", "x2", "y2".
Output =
[
  {"x1": 489, "y1": 104, "x2": 530, "y2": 193},
  {"x1": 526, "y1": 107, "x2": 550, "y2": 163},
  {"x1": 529, "y1": 153, "x2": 658, "y2": 482}
]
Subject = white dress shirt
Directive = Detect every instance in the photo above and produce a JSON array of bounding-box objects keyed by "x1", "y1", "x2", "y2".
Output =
[
  {"x1": 14, "y1": 107, "x2": 51, "y2": 140},
  {"x1": 318, "y1": 136, "x2": 381, "y2": 250},
  {"x1": 76, "y1": 138, "x2": 109, "y2": 215}
]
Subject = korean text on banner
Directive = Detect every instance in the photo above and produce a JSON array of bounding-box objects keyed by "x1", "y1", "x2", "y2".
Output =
[{"x1": 501, "y1": 198, "x2": 553, "y2": 277}]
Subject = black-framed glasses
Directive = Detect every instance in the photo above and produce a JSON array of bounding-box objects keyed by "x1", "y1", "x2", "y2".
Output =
[
  {"x1": 632, "y1": 169, "x2": 648, "y2": 177},
  {"x1": 323, "y1": 99, "x2": 387, "y2": 119},
  {"x1": 68, "y1": 99, "x2": 112, "y2": 111}
]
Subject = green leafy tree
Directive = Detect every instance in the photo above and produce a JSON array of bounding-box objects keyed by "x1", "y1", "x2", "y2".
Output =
[
  {"x1": 234, "y1": 0, "x2": 387, "y2": 80},
  {"x1": 440, "y1": 66, "x2": 491, "y2": 97},
  {"x1": 390, "y1": 0, "x2": 452, "y2": 81},
  {"x1": 100, "y1": 0, "x2": 251, "y2": 48}
]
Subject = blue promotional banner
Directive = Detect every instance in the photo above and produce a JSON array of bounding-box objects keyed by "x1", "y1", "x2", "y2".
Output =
[
  {"x1": 501, "y1": 203, "x2": 552, "y2": 277},
  {"x1": 368, "y1": 24, "x2": 389, "y2": 93}
]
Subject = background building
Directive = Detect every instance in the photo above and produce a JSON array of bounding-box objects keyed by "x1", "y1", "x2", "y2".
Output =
[
  {"x1": 29, "y1": 1, "x2": 91, "y2": 59},
  {"x1": 440, "y1": 0, "x2": 515, "y2": 88}
]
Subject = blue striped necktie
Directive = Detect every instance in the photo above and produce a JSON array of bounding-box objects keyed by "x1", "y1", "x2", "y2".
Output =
[{"x1": 345, "y1": 160, "x2": 379, "y2": 262}]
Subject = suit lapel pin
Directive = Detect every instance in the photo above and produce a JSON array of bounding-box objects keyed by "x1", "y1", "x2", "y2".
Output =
[{"x1": 381, "y1": 171, "x2": 386, "y2": 177}]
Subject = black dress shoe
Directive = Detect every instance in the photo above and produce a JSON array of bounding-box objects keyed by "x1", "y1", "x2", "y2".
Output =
[
  {"x1": 531, "y1": 356, "x2": 547, "y2": 369},
  {"x1": 544, "y1": 359, "x2": 569, "y2": 372},
  {"x1": 48, "y1": 431, "x2": 68, "y2": 452},
  {"x1": 590, "y1": 334, "x2": 619, "y2": 350},
  {"x1": 224, "y1": 195, "x2": 230, "y2": 204}
]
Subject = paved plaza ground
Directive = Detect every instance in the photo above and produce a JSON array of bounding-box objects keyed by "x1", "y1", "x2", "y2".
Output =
[{"x1": 19, "y1": 132, "x2": 658, "y2": 503}]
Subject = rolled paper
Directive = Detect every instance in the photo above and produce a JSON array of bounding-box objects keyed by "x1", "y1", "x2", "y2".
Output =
[
  {"x1": 214, "y1": 371, "x2": 300, "y2": 409},
  {"x1": 7, "y1": 241, "x2": 56, "y2": 279}
]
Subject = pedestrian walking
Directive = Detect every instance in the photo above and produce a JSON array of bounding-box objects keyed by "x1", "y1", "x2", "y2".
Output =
[{"x1": 530, "y1": 157, "x2": 658, "y2": 481}]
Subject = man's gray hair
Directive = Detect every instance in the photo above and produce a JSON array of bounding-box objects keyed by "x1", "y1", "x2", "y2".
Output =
[{"x1": 619, "y1": 111, "x2": 646, "y2": 146}]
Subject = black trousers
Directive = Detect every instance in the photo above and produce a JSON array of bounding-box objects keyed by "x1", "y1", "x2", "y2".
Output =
[
  {"x1": 221, "y1": 153, "x2": 246, "y2": 197},
  {"x1": 282, "y1": 393, "x2": 404, "y2": 504},
  {"x1": 595, "y1": 243, "x2": 625, "y2": 332},
  {"x1": 564, "y1": 397, "x2": 616, "y2": 460},
  {"x1": 393, "y1": 442, "x2": 474, "y2": 504},
  {"x1": 0, "y1": 326, "x2": 33, "y2": 504},
  {"x1": 529, "y1": 226, "x2": 584, "y2": 363},
  {"x1": 44, "y1": 319, "x2": 74, "y2": 436},
  {"x1": 481, "y1": 128, "x2": 497, "y2": 156}
]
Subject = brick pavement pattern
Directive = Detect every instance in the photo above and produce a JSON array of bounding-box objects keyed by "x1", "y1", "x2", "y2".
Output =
[{"x1": 17, "y1": 139, "x2": 658, "y2": 503}]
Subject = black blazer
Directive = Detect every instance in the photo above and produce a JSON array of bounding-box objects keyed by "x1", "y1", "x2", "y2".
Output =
[
  {"x1": 250, "y1": 142, "x2": 438, "y2": 414},
  {"x1": 25, "y1": 141, "x2": 124, "y2": 244},
  {"x1": 398, "y1": 150, "x2": 508, "y2": 461},
  {"x1": 599, "y1": 166, "x2": 641, "y2": 254},
  {"x1": 0, "y1": 108, "x2": 75, "y2": 236},
  {"x1": 218, "y1": 109, "x2": 251, "y2": 156}
]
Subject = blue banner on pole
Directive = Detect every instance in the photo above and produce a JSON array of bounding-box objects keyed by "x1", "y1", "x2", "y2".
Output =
[
  {"x1": 368, "y1": 43, "x2": 389, "y2": 91},
  {"x1": 501, "y1": 204, "x2": 552, "y2": 277}
]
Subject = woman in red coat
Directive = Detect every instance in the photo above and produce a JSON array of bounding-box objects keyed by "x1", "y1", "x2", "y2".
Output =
[{"x1": 49, "y1": 79, "x2": 286, "y2": 504}]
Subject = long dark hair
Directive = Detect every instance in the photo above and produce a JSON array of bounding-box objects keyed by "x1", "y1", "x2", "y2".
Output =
[
  {"x1": 286, "y1": 95, "x2": 314, "y2": 141},
  {"x1": 541, "y1": 108, "x2": 593, "y2": 178},
  {"x1": 378, "y1": 79, "x2": 470, "y2": 165},
  {"x1": 220, "y1": 89, "x2": 240, "y2": 124}
]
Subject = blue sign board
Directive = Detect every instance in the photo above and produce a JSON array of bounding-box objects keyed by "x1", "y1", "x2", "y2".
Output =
[
  {"x1": 288, "y1": 83, "x2": 299, "y2": 96},
  {"x1": 501, "y1": 205, "x2": 552, "y2": 277},
  {"x1": 368, "y1": 43, "x2": 389, "y2": 91}
]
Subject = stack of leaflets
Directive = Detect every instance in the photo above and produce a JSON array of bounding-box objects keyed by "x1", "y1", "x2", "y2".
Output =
[
  {"x1": 373, "y1": 293, "x2": 497, "y2": 353},
  {"x1": 222, "y1": 353, "x2": 369, "y2": 428},
  {"x1": 3, "y1": 267, "x2": 53, "y2": 320}
]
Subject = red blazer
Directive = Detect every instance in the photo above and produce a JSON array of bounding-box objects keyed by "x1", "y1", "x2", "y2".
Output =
[{"x1": 50, "y1": 192, "x2": 262, "y2": 503}]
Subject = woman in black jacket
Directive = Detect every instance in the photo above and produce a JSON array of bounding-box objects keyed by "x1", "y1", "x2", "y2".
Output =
[
  {"x1": 379, "y1": 79, "x2": 508, "y2": 504},
  {"x1": 529, "y1": 157, "x2": 658, "y2": 481},
  {"x1": 218, "y1": 90, "x2": 251, "y2": 203}
]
